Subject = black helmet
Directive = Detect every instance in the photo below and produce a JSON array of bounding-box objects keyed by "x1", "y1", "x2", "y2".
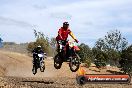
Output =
[
  {"x1": 63, "y1": 22, "x2": 69, "y2": 29},
  {"x1": 63, "y1": 22, "x2": 69, "y2": 26}
]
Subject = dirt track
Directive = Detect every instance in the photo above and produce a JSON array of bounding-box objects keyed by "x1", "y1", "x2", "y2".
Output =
[{"x1": 0, "y1": 50, "x2": 132, "y2": 88}]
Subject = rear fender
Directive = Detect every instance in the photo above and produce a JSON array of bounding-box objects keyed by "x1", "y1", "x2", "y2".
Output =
[{"x1": 73, "y1": 46, "x2": 80, "y2": 51}]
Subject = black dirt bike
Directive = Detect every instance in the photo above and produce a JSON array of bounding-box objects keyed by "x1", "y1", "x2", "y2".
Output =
[{"x1": 32, "y1": 53, "x2": 47, "y2": 75}]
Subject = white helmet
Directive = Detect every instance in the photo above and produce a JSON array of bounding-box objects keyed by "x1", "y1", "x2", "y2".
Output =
[{"x1": 37, "y1": 45, "x2": 41, "y2": 48}]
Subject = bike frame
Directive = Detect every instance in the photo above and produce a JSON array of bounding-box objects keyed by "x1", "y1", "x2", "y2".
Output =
[{"x1": 58, "y1": 40, "x2": 80, "y2": 58}]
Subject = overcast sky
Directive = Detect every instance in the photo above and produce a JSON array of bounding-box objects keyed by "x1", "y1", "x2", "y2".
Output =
[{"x1": 0, "y1": 0, "x2": 132, "y2": 47}]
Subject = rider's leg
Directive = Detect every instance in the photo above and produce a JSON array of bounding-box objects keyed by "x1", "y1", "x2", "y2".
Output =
[
  {"x1": 66, "y1": 44, "x2": 70, "y2": 58},
  {"x1": 33, "y1": 54, "x2": 35, "y2": 64},
  {"x1": 56, "y1": 40, "x2": 60, "y2": 52}
]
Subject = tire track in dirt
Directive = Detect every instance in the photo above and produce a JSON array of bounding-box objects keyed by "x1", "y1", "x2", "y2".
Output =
[{"x1": 0, "y1": 50, "x2": 77, "y2": 78}]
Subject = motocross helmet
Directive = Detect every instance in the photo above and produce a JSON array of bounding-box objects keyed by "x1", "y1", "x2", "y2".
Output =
[
  {"x1": 63, "y1": 22, "x2": 69, "y2": 29},
  {"x1": 37, "y1": 45, "x2": 42, "y2": 50}
]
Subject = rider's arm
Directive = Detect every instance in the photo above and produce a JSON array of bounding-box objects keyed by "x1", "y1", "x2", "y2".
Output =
[
  {"x1": 32, "y1": 49, "x2": 35, "y2": 53},
  {"x1": 69, "y1": 31, "x2": 77, "y2": 40},
  {"x1": 41, "y1": 49, "x2": 44, "y2": 53},
  {"x1": 58, "y1": 29, "x2": 63, "y2": 39}
]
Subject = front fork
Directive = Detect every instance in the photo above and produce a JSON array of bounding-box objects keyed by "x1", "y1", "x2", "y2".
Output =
[
  {"x1": 70, "y1": 50, "x2": 81, "y2": 65},
  {"x1": 40, "y1": 58, "x2": 44, "y2": 66}
]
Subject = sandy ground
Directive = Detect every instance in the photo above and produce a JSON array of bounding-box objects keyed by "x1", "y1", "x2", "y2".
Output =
[{"x1": 0, "y1": 50, "x2": 131, "y2": 88}]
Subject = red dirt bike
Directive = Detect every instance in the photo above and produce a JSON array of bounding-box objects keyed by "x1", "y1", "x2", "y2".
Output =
[{"x1": 54, "y1": 40, "x2": 81, "y2": 72}]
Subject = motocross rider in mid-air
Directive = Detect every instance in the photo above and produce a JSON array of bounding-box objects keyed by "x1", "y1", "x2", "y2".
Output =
[{"x1": 56, "y1": 22, "x2": 79, "y2": 58}]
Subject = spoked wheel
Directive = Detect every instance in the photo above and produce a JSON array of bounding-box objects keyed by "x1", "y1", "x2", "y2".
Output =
[
  {"x1": 40, "y1": 62, "x2": 45, "y2": 72},
  {"x1": 54, "y1": 54, "x2": 62, "y2": 69},
  {"x1": 32, "y1": 65, "x2": 37, "y2": 75},
  {"x1": 69, "y1": 55, "x2": 80, "y2": 72}
]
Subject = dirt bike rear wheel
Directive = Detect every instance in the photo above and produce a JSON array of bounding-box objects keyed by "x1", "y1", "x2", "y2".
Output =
[{"x1": 54, "y1": 54, "x2": 62, "y2": 69}]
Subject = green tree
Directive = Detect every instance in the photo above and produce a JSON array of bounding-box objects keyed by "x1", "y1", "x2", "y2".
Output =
[
  {"x1": 27, "y1": 29, "x2": 53, "y2": 56},
  {"x1": 95, "y1": 30, "x2": 128, "y2": 52},
  {"x1": 50, "y1": 38, "x2": 56, "y2": 48},
  {"x1": 27, "y1": 42, "x2": 35, "y2": 52},
  {"x1": 92, "y1": 47, "x2": 107, "y2": 68},
  {"x1": 77, "y1": 43, "x2": 93, "y2": 67},
  {"x1": 120, "y1": 45, "x2": 132, "y2": 74},
  {"x1": 95, "y1": 30, "x2": 128, "y2": 66}
]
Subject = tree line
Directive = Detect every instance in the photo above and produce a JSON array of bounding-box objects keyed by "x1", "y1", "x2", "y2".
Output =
[
  {"x1": 77, "y1": 30, "x2": 132, "y2": 74},
  {"x1": 27, "y1": 29, "x2": 56, "y2": 56},
  {"x1": 27, "y1": 29, "x2": 132, "y2": 74}
]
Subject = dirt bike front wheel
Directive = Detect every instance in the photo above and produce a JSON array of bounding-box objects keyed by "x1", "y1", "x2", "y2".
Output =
[
  {"x1": 40, "y1": 61, "x2": 45, "y2": 72},
  {"x1": 69, "y1": 55, "x2": 80, "y2": 72},
  {"x1": 32, "y1": 65, "x2": 37, "y2": 75}
]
